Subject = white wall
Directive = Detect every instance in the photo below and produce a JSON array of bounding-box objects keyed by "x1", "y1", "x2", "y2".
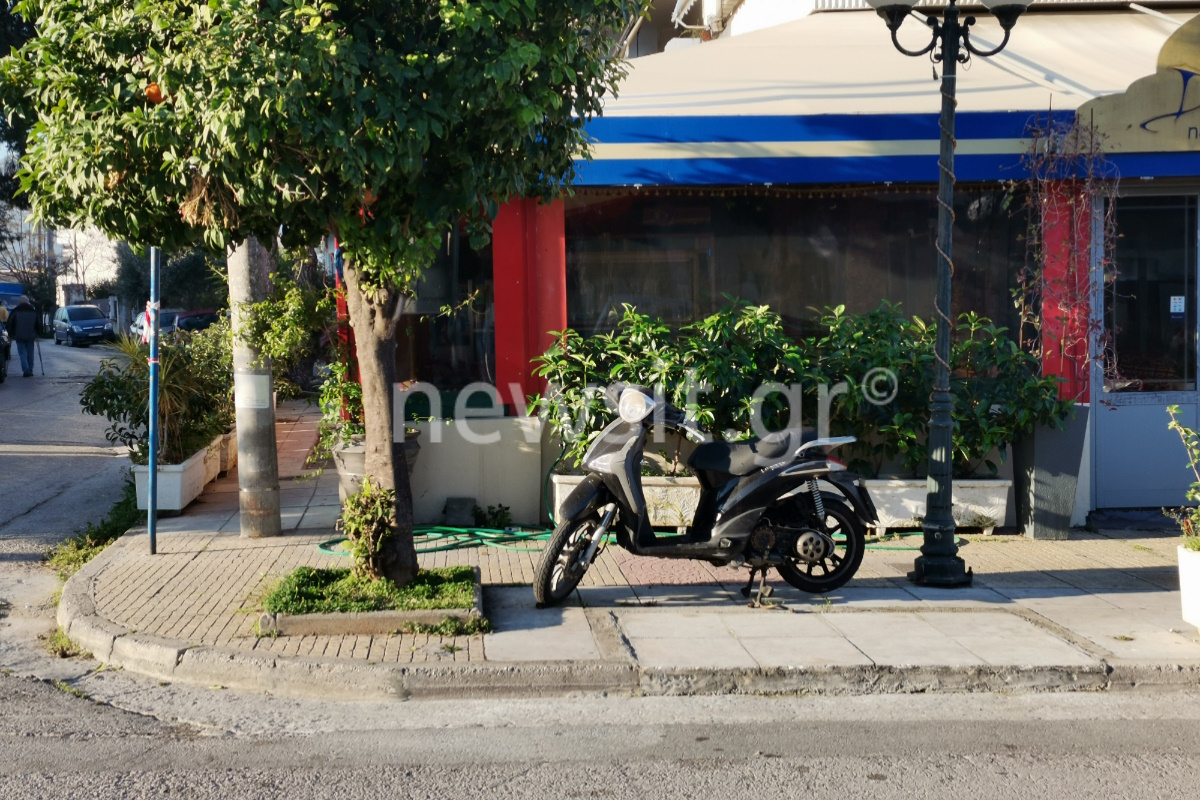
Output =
[{"x1": 408, "y1": 418, "x2": 545, "y2": 526}]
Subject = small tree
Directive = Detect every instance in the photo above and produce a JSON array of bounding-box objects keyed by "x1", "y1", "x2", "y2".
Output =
[
  {"x1": 3, "y1": 0, "x2": 643, "y2": 585},
  {"x1": 0, "y1": 201, "x2": 66, "y2": 311}
]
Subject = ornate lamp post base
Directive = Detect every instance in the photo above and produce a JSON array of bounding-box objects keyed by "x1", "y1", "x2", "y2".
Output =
[{"x1": 910, "y1": 556, "x2": 974, "y2": 587}]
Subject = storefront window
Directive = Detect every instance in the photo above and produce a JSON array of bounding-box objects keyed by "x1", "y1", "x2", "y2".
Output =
[
  {"x1": 394, "y1": 229, "x2": 495, "y2": 392},
  {"x1": 564, "y1": 186, "x2": 1023, "y2": 336},
  {"x1": 1106, "y1": 195, "x2": 1197, "y2": 393}
]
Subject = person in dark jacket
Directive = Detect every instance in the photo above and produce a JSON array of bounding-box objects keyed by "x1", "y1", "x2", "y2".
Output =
[{"x1": 5, "y1": 295, "x2": 39, "y2": 377}]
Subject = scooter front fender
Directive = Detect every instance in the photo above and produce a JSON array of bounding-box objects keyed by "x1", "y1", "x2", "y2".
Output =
[{"x1": 558, "y1": 473, "x2": 609, "y2": 523}]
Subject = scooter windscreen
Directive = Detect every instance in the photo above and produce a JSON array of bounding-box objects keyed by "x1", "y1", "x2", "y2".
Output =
[{"x1": 582, "y1": 417, "x2": 644, "y2": 475}]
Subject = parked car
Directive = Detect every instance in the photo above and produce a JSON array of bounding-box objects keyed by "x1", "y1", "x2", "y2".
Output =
[
  {"x1": 53, "y1": 305, "x2": 115, "y2": 347},
  {"x1": 129, "y1": 307, "x2": 185, "y2": 338},
  {"x1": 174, "y1": 309, "x2": 220, "y2": 333}
]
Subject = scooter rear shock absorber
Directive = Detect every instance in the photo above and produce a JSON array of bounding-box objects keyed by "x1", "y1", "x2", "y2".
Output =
[{"x1": 808, "y1": 479, "x2": 825, "y2": 520}]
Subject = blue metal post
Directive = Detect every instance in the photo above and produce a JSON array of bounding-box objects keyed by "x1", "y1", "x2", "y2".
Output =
[{"x1": 148, "y1": 246, "x2": 161, "y2": 555}]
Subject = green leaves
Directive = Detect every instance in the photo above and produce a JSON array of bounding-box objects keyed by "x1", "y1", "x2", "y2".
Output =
[
  {"x1": 4, "y1": 0, "x2": 644, "y2": 288},
  {"x1": 534, "y1": 300, "x2": 1074, "y2": 478}
]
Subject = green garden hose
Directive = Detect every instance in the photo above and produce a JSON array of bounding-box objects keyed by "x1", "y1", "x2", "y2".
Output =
[{"x1": 318, "y1": 526, "x2": 953, "y2": 557}]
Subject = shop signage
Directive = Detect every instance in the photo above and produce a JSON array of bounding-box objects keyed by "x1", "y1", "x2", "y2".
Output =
[{"x1": 1082, "y1": 15, "x2": 1200, "y2": 153}]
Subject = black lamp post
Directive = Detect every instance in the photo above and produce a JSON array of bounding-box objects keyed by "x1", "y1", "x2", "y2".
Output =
[{"x1": 864, "y1": 0, "x2": 1033, "y2": 587}]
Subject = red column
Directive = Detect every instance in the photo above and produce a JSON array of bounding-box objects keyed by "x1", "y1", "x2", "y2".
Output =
[
  {"x1": 1039, "y1": 181, "x2": 1092, "y2": 403},
  {"x1": 492, "y1": 198, "x2": 567, "y2": 413}
]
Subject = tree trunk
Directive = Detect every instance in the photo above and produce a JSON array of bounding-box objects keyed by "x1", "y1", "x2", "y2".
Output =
[{"x1": 341, "y1": 256, "x2": 419, "y2": 586}]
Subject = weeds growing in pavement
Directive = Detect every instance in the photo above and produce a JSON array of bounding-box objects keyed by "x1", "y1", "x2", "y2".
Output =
[{"x1": 45, "y1": 479, "x2": 139, "y2": 579}]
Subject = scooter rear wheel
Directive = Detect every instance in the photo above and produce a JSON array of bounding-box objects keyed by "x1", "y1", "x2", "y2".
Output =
[
  {"x1": 534, "y1": 514, "x2": 599, "y2": 607},
  {"x1": 776, "y1": 498, "x2": 865, "y2": 594}
]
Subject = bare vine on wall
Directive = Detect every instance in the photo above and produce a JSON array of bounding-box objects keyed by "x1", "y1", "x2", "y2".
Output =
[{"x1": 1011, "y1": 112, "x2": 1120, "y2": 401}]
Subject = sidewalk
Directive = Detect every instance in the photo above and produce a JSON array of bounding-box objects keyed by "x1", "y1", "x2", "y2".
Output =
[{"x1": 58, "y1": 401, "x2": 1200, "y2": 699}]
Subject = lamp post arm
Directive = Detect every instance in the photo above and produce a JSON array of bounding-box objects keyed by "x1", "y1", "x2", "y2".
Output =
[
  {"x1": 962, "y1": 25, "x2": 1012, "y2": 59},
  {"x1": 888, "y1": 14, "x2": 939, "y2": 58}
]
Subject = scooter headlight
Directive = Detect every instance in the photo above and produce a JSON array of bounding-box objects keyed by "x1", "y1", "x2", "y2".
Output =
[{"x1": 618, "y1": 388, "x2": 656, "y2": 424}]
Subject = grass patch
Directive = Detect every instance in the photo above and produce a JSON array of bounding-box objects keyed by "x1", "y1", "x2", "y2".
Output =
[
  {"x1": 52, "y1": 680, "x2": 89, "y2": 700},
  {"x1": 46, "y1": 479, "x2": 140, "y2": 580},
  {"x1": 263, "y1": 566, "x2": 477, "y2": 615},
  {"x1": 45, "y1": 627, "x2": 88, "y2": 659},
  {"x1": 395, "y1": 617, "x2": 491, "y2": 636}
]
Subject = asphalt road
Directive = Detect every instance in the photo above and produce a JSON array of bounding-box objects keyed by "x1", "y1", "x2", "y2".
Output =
[
  {"x1": 1, "y1": 675, "x2": 1199, "y2": 800},
  {"x1": 0, "y1": 339, "x2": 128, "y2": 681},
  {"x1": 0, "y1": 338, "x2": 128, "y2": 556}
]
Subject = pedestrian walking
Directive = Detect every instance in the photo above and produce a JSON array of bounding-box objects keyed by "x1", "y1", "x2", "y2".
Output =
[{"x1": 5, "y1": 295, "x2": 41, "y2": 377}]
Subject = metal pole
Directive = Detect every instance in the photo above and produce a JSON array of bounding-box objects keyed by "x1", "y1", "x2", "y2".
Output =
[
  {"x1": 148, "y1": 246, "x2": 161, "y2": 555},
  {"x1": 910, "y1": 7, "x2": 971, "y2": 587}
]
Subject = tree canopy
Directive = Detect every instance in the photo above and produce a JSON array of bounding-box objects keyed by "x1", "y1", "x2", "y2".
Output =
[
  {"x1": 0, "y1": 1, "x2": 35, "y2": 205},
  {"x1": 3, "y1": 0, "x2": 640, "y2": 286}
]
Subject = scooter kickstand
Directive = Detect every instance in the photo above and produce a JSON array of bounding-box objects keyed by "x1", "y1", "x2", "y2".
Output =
[{"x1": 742, "y1": 568, "x2": 781, "y2": 609}]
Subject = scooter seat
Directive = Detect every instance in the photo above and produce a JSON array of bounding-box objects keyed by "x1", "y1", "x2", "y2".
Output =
[{"x1": 687, "y1": 428, "x2": 818, "y2": 477}]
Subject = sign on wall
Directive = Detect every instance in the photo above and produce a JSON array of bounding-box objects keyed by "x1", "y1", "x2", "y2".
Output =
[{"x1": 1082, "y1": 15, "x2": 1200, "y2": 153}]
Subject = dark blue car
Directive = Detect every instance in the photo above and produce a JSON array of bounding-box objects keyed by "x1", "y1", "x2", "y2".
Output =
[{"x1": 53, "y1": 305, "x2": 115, "y2": 347}]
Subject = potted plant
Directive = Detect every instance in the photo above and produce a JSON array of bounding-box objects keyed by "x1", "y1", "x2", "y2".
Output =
[
  {"x1": 184, "y1": 318, "x2": 237, "y2": 476},
  {"x1": 311, "y1": 357, "x2": 419, "y2": 500},
  {"x1": 1008, "y1": 117, "x2": 1115, "y2": 540},
  {"x1": 1166, "y1": 405, "x2": 1200, "y2": 633},
  {"x1": 81, "y1": 334, "x2": 230, "y2": 511},
  {"x1": 807, "y1": 304, "x2": 1072, "y2": 533},
  {"x1": 534, "y1": 301, "x2": 1070, "y2": 533},
  {"x1": 534, "y1": 302, "x2": 808, "y2": 525}
]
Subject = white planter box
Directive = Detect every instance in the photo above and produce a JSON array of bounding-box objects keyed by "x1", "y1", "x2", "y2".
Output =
[
  {"x1": 132, "y1": 446, "x2": 209, "y2": 512},
  {"x1": 1180, "y1": 545, "x2": 1200, "y2": 634},
  {"x1": 219, "y1": 430, "x2": 237, "y2": 475},
  {"x1": 551, "y1": 474, "x2": 700, "y2": 527},
  {"x1": 202, "y1": 436, "x2": 221, "y2": 485},
  {"x1": 864, "y1": 478, "x2": 1012, "y2": 535}
]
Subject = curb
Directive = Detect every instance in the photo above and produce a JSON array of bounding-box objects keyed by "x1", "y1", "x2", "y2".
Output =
[{"x1": 58, "y1": 539, "x2": 1200, "y2": 701}]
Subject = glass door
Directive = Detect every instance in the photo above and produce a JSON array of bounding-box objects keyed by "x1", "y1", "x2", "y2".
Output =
[{"x1": 1094, "y1": 195, "x2": 1200, "y2": 507}]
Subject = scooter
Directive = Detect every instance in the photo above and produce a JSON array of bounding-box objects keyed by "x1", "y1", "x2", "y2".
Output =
[{"x1": 534, "y1": 384, "x2": 879, "y2": 607}]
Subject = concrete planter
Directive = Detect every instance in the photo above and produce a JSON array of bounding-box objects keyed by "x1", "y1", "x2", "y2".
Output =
[
  {"x1": 333, "y1": 430, "x2": 420, "y2": 501},
  {"x1": 332, "y1": 437, "x2": 366, "y2": 502},
  {"x1": 1180, "y1": 545, "x2": 1200, "y2": 635},
  {"x1": 863, "y1": 478, "x2": 1013, "y2": 535},
  {"x1": 133, "y1": 445, "x2": 210, "y2": 512},
  {"x1": 219, "y1": 430, "x2": 237, "y2": 476},
  {"x1": 551, "y1": 474, "x2": 700, "y2": 527},
  {"x1": 1013, "y1": 405, "x2": 1090, "y2": 540},
  {"x1": 257, "y1": 567, "x2": 483, "y2": 636},
  {"x1": 202, "y1": 436, "x2": 221, "y2": 485}
]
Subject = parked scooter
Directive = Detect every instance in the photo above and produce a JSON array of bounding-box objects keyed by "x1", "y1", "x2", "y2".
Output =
[{"x1": 534, "y1": 384, "x2": 879, "y2": 607}]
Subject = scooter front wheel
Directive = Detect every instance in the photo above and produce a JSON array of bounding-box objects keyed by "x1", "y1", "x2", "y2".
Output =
[{"x1": 533, "y1": 514, "x2": 599, "y2": 607}]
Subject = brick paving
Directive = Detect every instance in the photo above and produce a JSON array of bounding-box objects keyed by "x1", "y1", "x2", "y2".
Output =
[{"x1": 83, "y1": 399, "x2": 1198, "y2": 669}]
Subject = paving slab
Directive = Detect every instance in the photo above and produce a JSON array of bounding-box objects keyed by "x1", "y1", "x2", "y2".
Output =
[
  {"x1": 625, "y1": 634, "x2": 758, "y2": 669},
  {"x1": 484, "y1": 606, "x2": 601, "y2": 662},
  {"x1": 821, "y1": 613, "x2": 988, "y2": 667},
  {"x1": 914, "y1": 611, "x2": 1097, "y2": 667},
  {"x1": 737, "y1": 634, "x2": 874, "y2": 667}
]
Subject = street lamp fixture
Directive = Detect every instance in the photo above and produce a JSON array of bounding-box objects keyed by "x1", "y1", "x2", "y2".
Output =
[{"x1": 864, "y1": 0, "x2": 1033, "y2": 587}]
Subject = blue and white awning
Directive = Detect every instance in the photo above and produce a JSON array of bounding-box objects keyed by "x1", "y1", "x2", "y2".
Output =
[{"x1": 578, "y1": 9, "x2": 1200, "y2": 185}]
